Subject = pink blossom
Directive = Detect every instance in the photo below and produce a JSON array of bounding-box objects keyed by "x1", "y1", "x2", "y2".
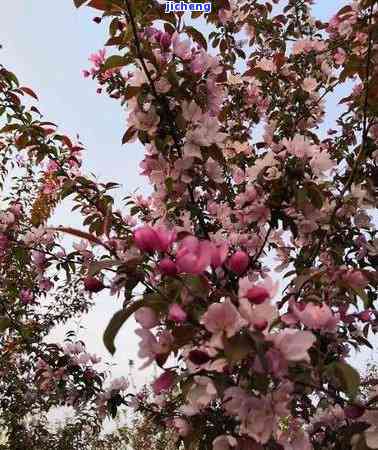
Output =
[
  {"x1": 135, "y1": 328, "x2": 162, "y2": 368},
  {"x1": 310, "y1": 150, "x2": 335, "y2": 177},
  {"x1": 182, "y1": 376, "x2": 217, "y2": 415},
  {"x1": 341, "y1": 269, "x2": 368, "y2": 289},
  {"x1": 176, "y1": 236, "x2": 212, "y2": 274},
  {"x1": 334, "y1": 48, "x2": 346, "y2": 65},
  {"x1": 172, "y1": 417, "x2": 191, "y2": 437},
  {"x1": 212, "y1": 435, "x2": 238, "y2": 450},
  {"x1": 89, "y1": 48, "x2": 106, "y2": 69},
  {"x1": 277, "y1": 423, "x2": 312, "y2": 450},
  {"x1": 135, "y1": 307, "x2": 158, "y2": 329},
  {"x1": 172, "y1": 32, "x2": 192, "y2": 60},
  {"x1": 32, "y1": 250, "x2": 47, "y2": 268},
  {"x1": 282, "y1": 134, "x2": 317, "y2": 159},
  {"x1": 134, "y1": 225, "x2": 176, "y2": 253},
  {"x1": 159, "y1": 32, "x2": 171, "y2": 50},
  {"x1": 168, "y1": 303, "x2": 187, "y2": 323},
  {"x1": 269, "y1": 329, "x2": 316, "y2": 363},
  {"x1": 201, "y1": 298, "x2": 246, "y2": 341},
  {"x1": 239, "y1": 298, "x2": 278, "y2": 332},
  {"x1": 109, "y1": 376, "x2": 128, "y2": 392},
  {"x1": 256, "y1": 57, "x2": 277, "y2": 72},
  {"x1": 39, "y1": 278, "x2": 53, "y2": 292},
  {"x1": 292, "y1": 302, "x2": 339, "y2": 332},
  {"x1": 302, "y1": 77, "x2": 318, "y2": 93},
  {"x1": 210, "y1": 241, "x2": 229, "y2": 269}
]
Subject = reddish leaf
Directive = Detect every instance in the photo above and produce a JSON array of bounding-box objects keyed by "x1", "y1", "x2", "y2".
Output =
[
  {"x1": 20, "y1": 86, "x2": 39, "y2": 100},
  {"x1": 122, "y1": 126, "x2": 137, "y2": 144},
  {"x1": 73, "y1": 0, "x2": 88, "y2": 6},
  {"x1": 87, "y1": 0, "x2": 119, "y2": 10},
  {"x1": 48, "y1": 227, "x2": 106, "y2": 248}
]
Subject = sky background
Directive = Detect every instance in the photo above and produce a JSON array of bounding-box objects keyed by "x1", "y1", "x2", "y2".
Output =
[{"x1": 2, "y1": 0, "x2": 370, "y2": 409}]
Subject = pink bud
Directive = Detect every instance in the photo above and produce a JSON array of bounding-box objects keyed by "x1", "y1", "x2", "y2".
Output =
[
  {"x1": 82, "y1": 70, "x2": 90, "y2": 78},
  {"x1": 253, "y1": 320, "x2": 268, "y2": 331},
  {"x1": 227, "y1": 251, "x2": 249, "y2": 275},
  {"x1": 188, "y1": 349, "x2": 211, "y2": 365},
  {"x1": 83, "y1": 277, "x2": 104, "y2": 293},
  {"x1": 152, "y1": 370, "x2": 175, "y2": 395},
  {"x1": 158, "y1": 258, "x2": 178, "y2": 276},
  {"x1": 134, "y1": 226, "x2": 158, "y2": 252},
  {"x1": 246, "y1": 286, "x2": 270, "y2": 304},
  {"x1": 168, "y1": 303, "x2": 187, "y2": 323},
  {"x1": 359, "y1": 310, "x2": 371, "y2": 322}
]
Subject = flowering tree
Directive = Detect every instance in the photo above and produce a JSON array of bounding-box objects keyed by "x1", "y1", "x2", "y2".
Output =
[
  {"x1": 2, "y1": 0, "x2": 378, "y2": 448},
  {"x1": 0, "y1": 65, "x2": 129, "y2": 448}
]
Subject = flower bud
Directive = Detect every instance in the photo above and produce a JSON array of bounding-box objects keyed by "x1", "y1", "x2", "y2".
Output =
[
  {"x1": 188, "y1": 350, "x2": 211, "y2": 365},
  {"x1": 83, "y1": 276, "x2": 104, "y2": 293},
  {"x1": 246, "y1": 285, "x2": 270, "y2": 304},
  {"x1": 152, "y1": 370, "x2": 175, "y2": 395},
  {"x1": 134, "y1": 226, "x2": 157, "y2": 252},
  {"x1": 158, "y1": 258, "x2": 178, "y2": 276},
  {"x1": 227, "y1": 251, "x2": 249, "y2": 275}
]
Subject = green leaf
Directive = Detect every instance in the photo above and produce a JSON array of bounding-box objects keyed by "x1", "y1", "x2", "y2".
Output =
[
  {"x1": 103, "y1": 55, "x2": 128, "y2": 71},
  {"x1": 224, "y1": 334, "x2": 252, "y2": 364},
  {"x1": 184, "y1": 26, "x2": 207, "y2": 50},
  {"x1": 0, "y1": 317, "x2": 11, "y2": 333},
  {"x1": 103, "y1": 300, "x2": 145, "y2": 354},
  {"x1": 88, "y1": 258, "x2": 122, "y2": 276},
  {"x1": 329, "y1": 362, "x2": 360, "y2": 399},
  {"x1": 353, "y1": 287, "x2": 369, "y2": 307}
]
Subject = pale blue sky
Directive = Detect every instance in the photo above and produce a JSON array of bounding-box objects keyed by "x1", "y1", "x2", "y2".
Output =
[{"x1": 1, "y1": 0, "x2": 362, "y2": 388}]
